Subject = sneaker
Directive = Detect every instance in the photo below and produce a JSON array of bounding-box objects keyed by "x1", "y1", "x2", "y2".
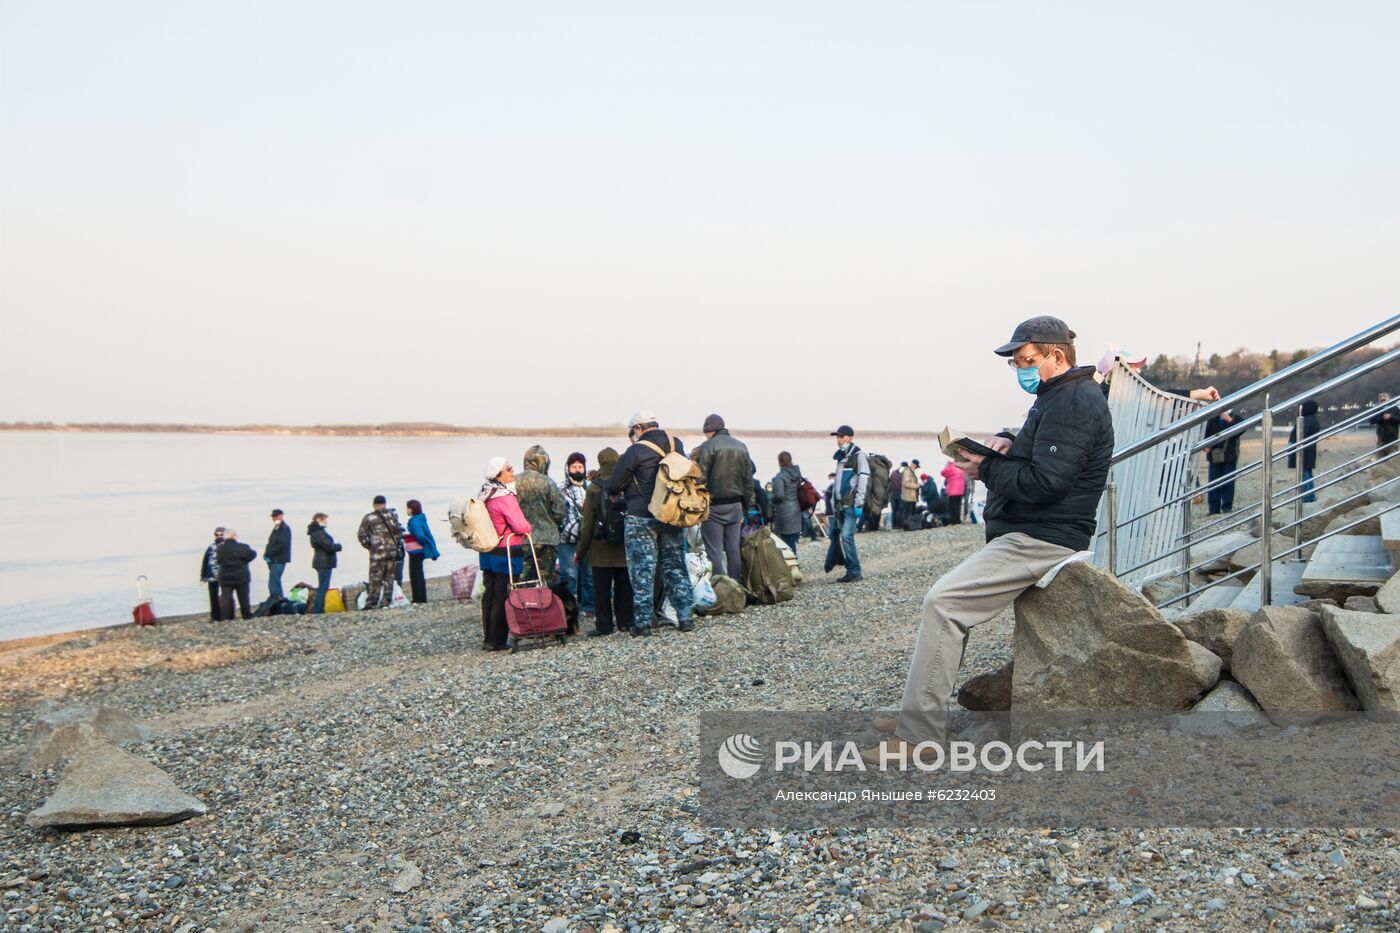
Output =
[
  {"x1": 678, "y1": 620, "x2": 695, "y2": 633},
  {"x1": 630, "y1": 626, "x2": 653, "y2": 638},
  {"x1": 587, "y1": 628, "x2": 613, "y2": 638},
  {"x1": 836, "y1": 574, "x2": 863, "y2": 584}
]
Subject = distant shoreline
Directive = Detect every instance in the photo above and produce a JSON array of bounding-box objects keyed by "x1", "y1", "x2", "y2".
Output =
[{"x1": 0, "y1": 421, "x2": 950, "y2": 440}]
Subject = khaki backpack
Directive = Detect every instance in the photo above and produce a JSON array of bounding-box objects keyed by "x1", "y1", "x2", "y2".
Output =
[
  {"x1": 738, "y1": 526, "x2": 796, "y2": 605},
  {"x1": 448, "y1": 492, "x2": 502, "y2": 553},
  {"x1": 638, "y1": 434, "x2": 711, "y2": 528}
]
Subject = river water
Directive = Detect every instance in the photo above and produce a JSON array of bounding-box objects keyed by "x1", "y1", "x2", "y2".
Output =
[{"x1": 0, "y1": 430, "x2": 941, "y2": 641}]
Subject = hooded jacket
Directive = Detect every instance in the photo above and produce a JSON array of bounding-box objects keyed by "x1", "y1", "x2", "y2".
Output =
[
  {"x1": 308, "y1": 521, "x2": 343, "y2": 570},
  {"x1": 978, "y1": 365, "x2": 1114, "y2": 552},
  {"x1": 769, "y1": 464, "x2": 805, "y2": 535},
  {"x1": 1287, "y1": 400, "x2": 1322, "y2": 472},
  {"x1": 608, "y1": 428, "x2": 688, "y2": 518},
  {"x1": 407, "y1": 512, "x2": 440, "y2": 561},
  {"x1": 515, "y1": 445, "x2": 568, "y2": 546},
  {"x1": 578, "y1": 447, "x2": 626, "y2": 567},
  {"x1": 216, "y1": 538, "x2": 257, "y2": 584},
  {"x1": 691, "y1": 429, "x2": 757, "y2": 508}
]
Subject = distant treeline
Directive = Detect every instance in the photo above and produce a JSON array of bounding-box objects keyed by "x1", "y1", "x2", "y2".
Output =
[
  {"x1": 1142, "y1": 344, "x2": 1398, "y2": 414},
  {"x1": 0, "y1": 421, "x2": 943, "y2": 440}
]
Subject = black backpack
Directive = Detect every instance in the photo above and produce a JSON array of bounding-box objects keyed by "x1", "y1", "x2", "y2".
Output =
[{"x1": 599, "y1": 488, "x2": 628, "y2": 545}]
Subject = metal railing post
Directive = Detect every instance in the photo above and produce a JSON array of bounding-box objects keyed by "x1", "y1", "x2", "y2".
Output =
[
  {"x1": 1180, "y1": 468, "x2": 1193, "y2": 602},
  {"x1": 1294, "y1": 412, "x2": 1305, "y2": 553},
  {"x1": 1259, "y1": 395, "x2": 1274, "y2": 606},
  {"x1": 1106, "y1": 481, "x2": 1118, "y2": 575}
]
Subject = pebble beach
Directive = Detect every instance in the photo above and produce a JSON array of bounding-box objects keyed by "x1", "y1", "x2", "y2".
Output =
[{"x1": 4, "y1": 513, "x2": 1399, "y2": 932}]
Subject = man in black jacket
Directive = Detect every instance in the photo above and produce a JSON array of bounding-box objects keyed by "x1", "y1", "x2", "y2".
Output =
[
  {"x1": 606, "y1": 410, "x2": 696, "y2": 637},
  {"x1": 691, "y1": 414, "x2": 756, "y2": 579},
  {"x1": 864, "y1": 316, "x2": 1114, "y2": 764},
  {"x1": 265, "y1": 508, "x2": 291, "y2": 599},
  {"x1": 1287, "y1": 399, "x2": 1322, "y2": 503},
  {"x1": 1204, "y1": 410, "x2": 1242, "y2": 514},
  {"x1": 216, "y1": 529, "x2": 258, "y2": 621},
  {"x1": 198, "y1": 527, "x2": 225, "y2": 620},
  {"x1": 1371, "y1": 393, "x2": 1397, "y2": 457}
]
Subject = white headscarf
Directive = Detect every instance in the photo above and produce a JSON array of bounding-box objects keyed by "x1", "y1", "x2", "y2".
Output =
[{"x1": 483, "y1": 456, "x2": 508, "y2": 481}]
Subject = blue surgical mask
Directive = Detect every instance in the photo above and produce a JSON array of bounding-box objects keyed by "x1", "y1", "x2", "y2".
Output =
[{"x1": 1016, "y1": 366, "x2": 1041, "y2": 394}]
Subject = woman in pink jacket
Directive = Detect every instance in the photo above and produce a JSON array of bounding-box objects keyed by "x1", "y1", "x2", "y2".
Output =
[
  {"x1": 478, "y1": 456, "x2": 533, "y2": 650},
  {"x1": 940, "y1": 460, "x2": 967, "y2": 526}
]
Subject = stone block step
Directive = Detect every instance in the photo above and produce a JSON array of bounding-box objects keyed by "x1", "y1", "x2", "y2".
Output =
[
  {"x1": 1296, "y1": 535, "x2": 1393, "y2": 600},
  {"x1": 1229, "y1": 560, "x2": 1309, "y2": 613}
]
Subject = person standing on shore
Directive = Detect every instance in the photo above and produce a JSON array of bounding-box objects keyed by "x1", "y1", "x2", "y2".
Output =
[
  {"x1": 823, "y1": 425, "x2": 869, "y2": 583},
  {"x1": 557, "y1": 453, "x2": 595, "y2": 628},
  {"x1": 357, "y1": 495, "x2": 404, "y2": 610},
  {"x1": 264, "y1": 508, "x2": 291, "y2": 599},
  {"x1": 1203, "y1": 409, "x2": 1241, "y2": 515},
  {"x1": 404, "y1": 499, "x2": 439, "y2": 604},
  {"x1": 864, "y1": 316, "x2": 1113, "y2": 765},
  {"x1": 516, "y1": 445, "x2": 567, "y2": 587},
  {"x1": 890, "y1": 462, "x2": 908, "y2": 530},
  {"x1": 1287, "y1": 399, "x2": 1322, "y2": 504},
  {"x1": 1372, "y1": 393, "x2": 1398, "y2": 458},
  {"x1": 216, "y1": 529, "x2": 258, "y2": 620},
  {"x1": 691, "y1": 413, "x2": 756, "y2": 579},
  {"x1": 770, "y1": 451, "x2": 804, "y2": 554},
  {"x1": 577, "y1": 447, "x2": 633, "y2": 636},
  {"x1": 940, "y1": 459, "x2": 966, "y2": 526},
  {"x1": 308, "y1": 513, "x2": 342, "y2": 613},
  {"x1": 479, "y1": 457, "x2": 532, "y2": 651},
  {"x1": 607, "y1": 410, "x2": 696, "y2": 636},
  {"x1": 902, "y1": 460, "x2": 922, "y2": 528},
  {"x1": 199, "y1": 527, "x2": 225, "y2": 621}
]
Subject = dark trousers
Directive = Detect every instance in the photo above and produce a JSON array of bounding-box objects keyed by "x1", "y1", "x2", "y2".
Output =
[
  {"x1": 312, "y1": 568, "x2": 333, "y2": 613},
  {"x1": 945, "y1": 495, "x2": 963, "y2": 526},
  {"x1": 206, "y1": 581, "x2": 220, "y2": 620},
  {"x1": 219, "y1": 582, "x2": 251, "y2": 620},
  {"x1": 1207, "y1": 461, "x2": 1237, "y2": 514},
  {"x1": 591, "y1": 565, "x2": 634, "y2": 634},
  {"x1": 480, "y1": 569, "x2": 511, "y2": 648},
  {"x1": 408, "y1": 552, "x2": 428, "y2": 603},
  {"x1": 780, "y1": 531, "x2": 801, "y2": 553}
]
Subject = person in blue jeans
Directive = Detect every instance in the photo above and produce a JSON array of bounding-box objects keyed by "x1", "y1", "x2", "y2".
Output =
[
  {"x1": 556, "y1": 453, "x2": 595, "y2": 623},
  {"x1": 1287, "y1": 399, "x2": 1322, "y2": 504},
  {"x1": 307, "y1": 513, "x2": 342, "y2": 613},
  {"x1": 265, "y1": 508, "x2": 291, "y2": 599},
  {"x1": 823, "y1": 425, "x2": 870, "y2": 583}
]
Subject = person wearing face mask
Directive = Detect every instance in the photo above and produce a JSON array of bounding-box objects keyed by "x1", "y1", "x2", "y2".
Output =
[
  {"x1": 862, "y1": 315, "x2": 1113, "y2": 766},
  {"x1": 478, "y1": 457, "x2": 533, "y2": 650},
  {"x1": 823, "y1": 425, "x2": 870, "y2": 583},
  {"x1": 557, "y1": 452, "x2": 595, "y2": 626},
  {"x1": 265, "y1": 509, "x2": 291, "y2": 599},
  {"x1": 307, "y1": 513, "x2": 343, "y2": 614}
]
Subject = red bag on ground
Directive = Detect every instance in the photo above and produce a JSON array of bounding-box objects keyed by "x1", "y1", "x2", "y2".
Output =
[
  {"x1": 132, "y1": 575, "x2": 158, "y2": 626},
  {"x1": 451, "y1": 565, "x2": 478, "y2": 600},
  {"x1": 505, "y1": 537, "x2": 567, "y2": 641}
]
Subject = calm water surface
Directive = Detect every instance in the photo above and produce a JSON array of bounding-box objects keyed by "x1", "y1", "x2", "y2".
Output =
[{"x1": 0, "y1": 431, "x2": 941, "y2": 641}]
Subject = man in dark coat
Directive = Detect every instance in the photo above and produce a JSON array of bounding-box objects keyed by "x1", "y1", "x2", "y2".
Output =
[
  {"x1": 198, "y1": 527, "x2": 225, "y2": 620},
  {"x1": 1287, "y1": 399, "x2": 1322, "y2": 503},
  {"x1": 216, "y1": 528, "x2": 258, "y2": 620},
  {"x1": 691, "y1": 414, "x2": 756, "y2": 579},
  {"x1": 265, "y1": 508, "x2": 292, "y2": 599},
  {"x1": 1204, "y1": 409, "x2": 1242, "y2": 515},
  {"x1": 864, "y1": 316, "x2": 1114, "y2": 764},
  {"x1": 1371, "y1": 393, "x2": 1398, "y2": 457}
]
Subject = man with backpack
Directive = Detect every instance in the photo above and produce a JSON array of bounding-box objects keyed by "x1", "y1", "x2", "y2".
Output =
[
  {"x1": 357, "y1": 495, "x2": 404, "y2": 610},
  {"x1": 691, "y1": 413, "x2": 756, "y2": 580},
  {"x1": 576, "y1": 447, "x2": 633, "y2": 636},
  {"x1": 606, "y1": 410, "x2": 697, "y2": 636},
  {"x1": 824, "y1": 425, "x2": 869, "y2": 583}
]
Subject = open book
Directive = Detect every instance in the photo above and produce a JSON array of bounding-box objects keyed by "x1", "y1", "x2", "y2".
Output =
[{"x1": 939, "y1": 426, "x2": 1002, "y2": 461}]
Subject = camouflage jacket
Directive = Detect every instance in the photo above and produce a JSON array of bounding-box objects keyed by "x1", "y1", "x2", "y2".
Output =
[
  {"x1": 357, "y1": 508, "x2": 404, "y2": 560},
  {"x1": 515, "y1": 445, "x2": 568, "y2": 546}
]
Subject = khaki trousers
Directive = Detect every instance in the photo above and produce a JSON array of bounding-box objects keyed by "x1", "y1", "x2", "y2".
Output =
[{"x1": 896, "y1": 532, "x2": 1075, "y2": 745}]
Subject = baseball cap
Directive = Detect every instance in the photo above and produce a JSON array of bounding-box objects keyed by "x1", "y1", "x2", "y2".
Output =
[
  {"x1": 830, "y1": 425, "x2": 854, "y2": 437},
  {"x1": 628, "y1": 409, "x2": 657, "y2": 429},
  {"x1": 270, "y1": 508, "x2": 283, "y2": 517},
  {"x1": 994, "y1": 316, "x2": 1077, "y2": 357}
]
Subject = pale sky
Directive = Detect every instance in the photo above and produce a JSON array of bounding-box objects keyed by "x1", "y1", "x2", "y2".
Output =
[{"x1": 2, "y1": 1, "x2": 1397, "y2": 433}]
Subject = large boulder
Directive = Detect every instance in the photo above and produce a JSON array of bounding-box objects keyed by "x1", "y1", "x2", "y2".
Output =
[
  {"x1": 956, "y1": 662, "x2": 1013, "y2": 712},
  {"x1": 1231, "y1": 606, "x2": 1360, "y2": 720},
  {"x1": 1191, "y1": 679, "x2": 1262, "y2": 712},
  {"x1": 1192, "y1": 533, "x2": 1256, "y2": 573},
  {"x1": 27, "y1": 744, "x2": 206, "y2": 830},
  {"x1": 1011, "y1": 562, "x2": 1222, "y2": 712},
  {"x1": 1344, "y1": 595, "x2": 1381, "y2": 613},
  {"x1": 1175, "y1": 608, "x2": 1251, "y2": 672},
  {"x1": 1367, "y1": 477, "x2": 1400, "y2": 505},
  {"x1": 22, "y1": 705, "x2": 156, "y2": 773},
  {"x1": 1320, "y1": 606, "x2": 1400, "y2": 712},
  {"x1": 1377, "y1": 570, "x2": 1400, "y2": 615},
  {"x1": 1321, "y1": 501, "x2": 1396, "y2": 537},
  {"x1": 1228, "y1": 533, "x2": 1302, "y2": 571}
]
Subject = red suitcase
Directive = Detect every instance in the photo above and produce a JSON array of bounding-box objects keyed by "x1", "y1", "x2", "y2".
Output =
[{"x1": 505, "y1": 536, "x2": 568, "y2": 650}]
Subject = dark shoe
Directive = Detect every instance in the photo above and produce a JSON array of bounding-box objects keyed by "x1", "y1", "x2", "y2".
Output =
[
  {"x1": 836, "y1": 574, "x2": 863, "y2": 584},
  {"x1": 630, "y1": 626, "x2": 653, "y2": 638},
  {"x1": 484, "y1": 643, "x2": 509, "y2": 652},
  {"x1": 678, "y1": 620, "x2": 695, "y2": 633},
  {"x1": 587, "y1": 628, "x2": 614, "y2": 637}
]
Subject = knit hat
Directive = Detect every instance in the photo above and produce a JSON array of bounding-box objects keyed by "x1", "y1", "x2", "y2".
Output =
[
  {"x1": 566, "y1": 452, "x2": 586, "y2": 468},
  {"x1": 702, "y1": 413, "x2": 725, "y2": 433},
  {"x1": 484, "y1": 456, "x2": 509, "y2": 481},
  {"x1": 628, "y1": 409, "x2": 657, "y2": 429}
]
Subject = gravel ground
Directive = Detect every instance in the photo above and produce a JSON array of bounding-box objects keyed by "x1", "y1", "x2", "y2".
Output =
[{"x1": 4, "y1": 514, "x2": 1399, "y2": 932}]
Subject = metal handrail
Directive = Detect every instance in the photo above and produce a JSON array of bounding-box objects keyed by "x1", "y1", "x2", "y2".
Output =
[
  {"x1": 1156, "y1": 499, "x2": 1400, "y2": 609},
  {"x1": 1186, "y1": 345, "x2": 1400, "y2": 454},
  {"x1": 1111, "y1": 314, "x2": 1400, "y2": 464}
]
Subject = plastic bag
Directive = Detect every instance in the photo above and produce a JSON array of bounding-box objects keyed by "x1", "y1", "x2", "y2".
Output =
[
  {"x1": 693, "y1": 576, "x2": 717, "y2": 609},
  {"x1": 289, "y1": 585, "x2": 310, "y2": 605},
  {"x1": 390, "y1": 581, "x2": 409, "y2": 608}
]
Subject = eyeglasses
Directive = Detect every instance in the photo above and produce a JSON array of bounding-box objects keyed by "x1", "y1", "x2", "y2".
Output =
[{"x1": 1007, "y1": 353, "x2": 1044, "y2": 369}]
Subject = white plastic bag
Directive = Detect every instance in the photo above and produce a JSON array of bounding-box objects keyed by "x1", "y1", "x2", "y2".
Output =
[
  {"x1": 390, "y1": 581, "x2": 409, "y2": 608},
  {"x1": 693, "y1": 576, "x2": 717, "y2": 609}
]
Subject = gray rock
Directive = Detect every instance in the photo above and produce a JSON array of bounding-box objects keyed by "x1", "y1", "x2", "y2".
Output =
[
  {"x1": 542, "y1": 920, "x2": 569, "y2": 933},
  {"x1": 1011, "y1": 562, "x2": 1222, "y2": 712},
  {"x1": 1231, "y1": 606, "x2": 1360, "y2": 720},
  {"x1": 23, "y1": 705, "x2": 156, "y2": 772},
  {"x1": 1191, "y1": 680, "x2": 1262, "y2": 712},
  {"x1": 1175, "y1": 608, "x2": 1252, "y2": 671},
  {"x1": 535, "y1": 802, "x2": 565, "y2": 818},
  {"x1": 1377, "y1": 570, "x2": 1400, "y2": 615},
  {"x1": 26, "y1": 744, "x2": 206, "y2": 830},
  {"x1": 1192, "y1": 533, "x2": 1256, "y2": 573},
  {"x1": 390, "y1": 865, "x2": 423, "y2": 893},
  {"x1": 956, "y1": 662, "x2": 1013, "y2": 711},
  {"x1": 1344, "y1": 595, "x2": 1381, "y2": 613},
  {"x1": 1228, "y1": 533, "x2": 1299, "y2": 572},
  {"x1": 1321, "y1": 606, "x2": 1400, "y2": 711},
  {"x1": 1140, "y1": 575, "x2": 1185, "y2": 606},
  {"x1": 1321, "y1": 500, "x2": 1395, "y2": 537}
]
